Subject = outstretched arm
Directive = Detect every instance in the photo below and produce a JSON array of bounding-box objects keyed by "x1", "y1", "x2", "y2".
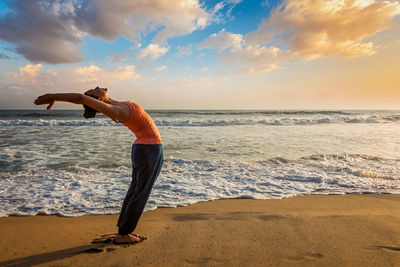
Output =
[
  {"x1": 34, "y1": 93, "x2": 83, "y2": 110},
  {"x1": 34, "y1": 93, "x2": 130, "y2": 122}
]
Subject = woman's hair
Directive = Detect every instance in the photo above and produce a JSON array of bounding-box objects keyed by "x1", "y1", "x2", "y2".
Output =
[{"x1": 83, "y1": 92, "x2": 98, "y2": 118}]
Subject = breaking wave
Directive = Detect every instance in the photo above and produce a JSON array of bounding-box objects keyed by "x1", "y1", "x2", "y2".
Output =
[
  {"x1": 1, "y1": 114, "x2": 399, "y2": 127},
  {"x1": 1, "y1": 153, "x2": 399, "y2": 217}
]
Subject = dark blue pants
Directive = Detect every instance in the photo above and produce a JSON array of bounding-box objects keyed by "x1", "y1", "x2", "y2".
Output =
[{"x1": 117, "y1": 144, "x2": 163, "y2": 235}]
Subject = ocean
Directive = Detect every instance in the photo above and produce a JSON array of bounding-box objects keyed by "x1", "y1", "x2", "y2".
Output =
[{"x1": 1, "y1": 109, "x2": 400, "y2": 217}]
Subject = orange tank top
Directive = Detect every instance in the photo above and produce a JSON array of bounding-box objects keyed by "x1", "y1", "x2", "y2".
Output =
[{"x1": 121, "y1": 101, "x2": 162, "y2": 144}]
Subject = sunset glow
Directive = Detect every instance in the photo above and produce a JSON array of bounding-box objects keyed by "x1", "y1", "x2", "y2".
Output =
[{"x1": 0, "y1": 0, "x2": 399, "y2": 109}]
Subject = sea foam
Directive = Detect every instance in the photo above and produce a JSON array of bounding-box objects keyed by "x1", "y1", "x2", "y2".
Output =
[{"x1": 1, "y1": 154, "x2": 399, "y2": 217}]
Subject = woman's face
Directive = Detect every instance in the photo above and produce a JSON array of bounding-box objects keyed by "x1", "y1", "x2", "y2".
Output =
[{"x1": 86, "y1": 87, "x2": 108, "y2": 101}]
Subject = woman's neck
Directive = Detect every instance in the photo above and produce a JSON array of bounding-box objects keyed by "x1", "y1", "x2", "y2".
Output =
[{"x1": 104, "y1": 97, "x2": 118, "y2": 104}]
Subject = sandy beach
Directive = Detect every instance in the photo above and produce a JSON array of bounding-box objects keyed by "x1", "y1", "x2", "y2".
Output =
[{"x1": 1, "y1": 194, "x2": 400, "y2": 266}]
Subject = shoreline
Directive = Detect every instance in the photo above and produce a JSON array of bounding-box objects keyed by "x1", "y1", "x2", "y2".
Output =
[
  {"x1": 1, "y1": 194, "x2": 400, "y2": 266},
  {"x1": 1, "y1": 192, "x2": 398, "y2": 219}
]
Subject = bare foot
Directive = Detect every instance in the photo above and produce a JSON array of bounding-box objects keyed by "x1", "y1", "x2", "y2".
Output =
[{"x1": 114, "y1": 234, "x2": 143, "y2": 244}]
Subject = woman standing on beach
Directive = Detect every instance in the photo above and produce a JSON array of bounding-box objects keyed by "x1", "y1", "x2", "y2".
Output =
[{"x1": 34, "y1": 87, "x2": 163, "y2": 244}]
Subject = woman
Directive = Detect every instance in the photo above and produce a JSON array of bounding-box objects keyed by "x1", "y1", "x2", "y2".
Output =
[{"x1": 34, "y1": 87, "x2": 163, "y2": 244}]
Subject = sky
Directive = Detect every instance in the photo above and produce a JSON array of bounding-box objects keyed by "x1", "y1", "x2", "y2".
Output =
[{"x1": 0, "y1": 0, "x2": 399, "y2": 109}]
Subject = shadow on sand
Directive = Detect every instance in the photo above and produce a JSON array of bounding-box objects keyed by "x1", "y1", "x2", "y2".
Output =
[
  {"x1": 0, "y1": 244, "x2": 103, "y2": 267},
  {"x1": 0, "y1": 233, "x2": 142, "y2": 267}
]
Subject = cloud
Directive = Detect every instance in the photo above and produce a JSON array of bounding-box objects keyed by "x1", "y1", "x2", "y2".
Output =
[
  {"x1": 0, "y1": 0, "x2": 210, "y2": 64},
  {"x1": 213, "y1": 2, "x2": 225, "y2": 13},
  {"x1": 210, "y1": 0, "x2": 243, "y2": 24},
  {"x1": 0, "y1": 0, "x2": 82, "y2": 64},
  {"x1": 220, "y1": 45, "x2": 282, "y2": 73},
  {"x1": 10, "y1": 64, "x2": 44, "y2": 83},
  {"x1": 198, "y1": 29, "x2": 282, "y2": 73},
  {"x1": 129, "y1": 43, "x2": 142, "y2": 50},
  {"x1": 247, "y1": 0, "x2": 400, "y2": 59},
  {"x1": 1, "y1": 63, "x2": 144, "y2": 109},
  {"x1": 176, "y1": 47, "x2": 192, "y2": 57},
  {"x1": 19, "y1": 64, "x2": 43, "y2": 77},
  {"x1": 0, "y1": 53, "x2": 10, "y2": 59},
  {"x1": 155, "y1": 66, "x2": 167, "y2": 72},
  {"x1": 198, "y1": 29, "x2": 243, "y2": 51},
  {"x1": 137, "y1": 44, "x2": 169, "y2": 59},
  {"x1": 74, "y1": 65, "x2": 140, "y2": 82},
  {"x1": 199, "y1": 0, "x2": 400, "y2": 73},
  {"x1": 107, "y1": 51, "x2": 132, "y2": 63},
  {"x1": 1, "y1": 63, "x2": 143, "y2": 108},
  {"x1": 74, "y1": 0, "x2": 211, "y2": 44},
  {"x1": 8, "y1": 64, "x2": 139, "y2": 88}
]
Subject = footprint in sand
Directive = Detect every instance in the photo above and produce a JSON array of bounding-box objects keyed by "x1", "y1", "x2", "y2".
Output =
[
  {"x1": 377, "y1": 245, "x2": 400, "y2": 252},
  {"x1": 76, "y1": 233, "x2": 134, "y2": 254},
  {"x1": 84, "y1": 233, "x2": 146, "y2": 254},
  {"x1": 285, "y1": 252, "x2": 324, "y2": 261}
]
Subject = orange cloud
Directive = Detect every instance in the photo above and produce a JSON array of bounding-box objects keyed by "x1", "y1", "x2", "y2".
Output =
[
  {"x1": 220, "y1": 45, "x2": 282, "y2": 73},
  {"x1": 198, "y1": 29, "x2": 282, "y2": 73},
  {"x1": 198, "y1": 29, "x2": 244, "y2": 51},
  {"x1": 7, "y1": 64, "x2": 139, "y2": 95},
  {"x1": 10, "y1": 64, "x2": 44, "y2": 84},
  {"x1": 199, "y1": 0, "x2": 400, "y2": 74},
  {"x1": 247, "y1": 0, "x2": 400, "y2": 59},
  {"x1": 74, "y1": 65, "x2": 140, "y2": 82},
  {"x1": 19, "y1": 64, "x2": 43, "y2": 77}
]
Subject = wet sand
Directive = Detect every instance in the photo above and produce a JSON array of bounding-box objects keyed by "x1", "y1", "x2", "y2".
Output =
[{"x1": 1, "y1": 194, "x2": 400, "y2": 266}]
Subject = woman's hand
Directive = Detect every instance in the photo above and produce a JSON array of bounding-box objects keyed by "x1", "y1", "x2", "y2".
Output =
[
  {"x1": 34, "y1": 94, "x2": 56, "y2": 110},
  {"x1": 85, "y1": 87, "x2": 108, "y2": 102}
]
